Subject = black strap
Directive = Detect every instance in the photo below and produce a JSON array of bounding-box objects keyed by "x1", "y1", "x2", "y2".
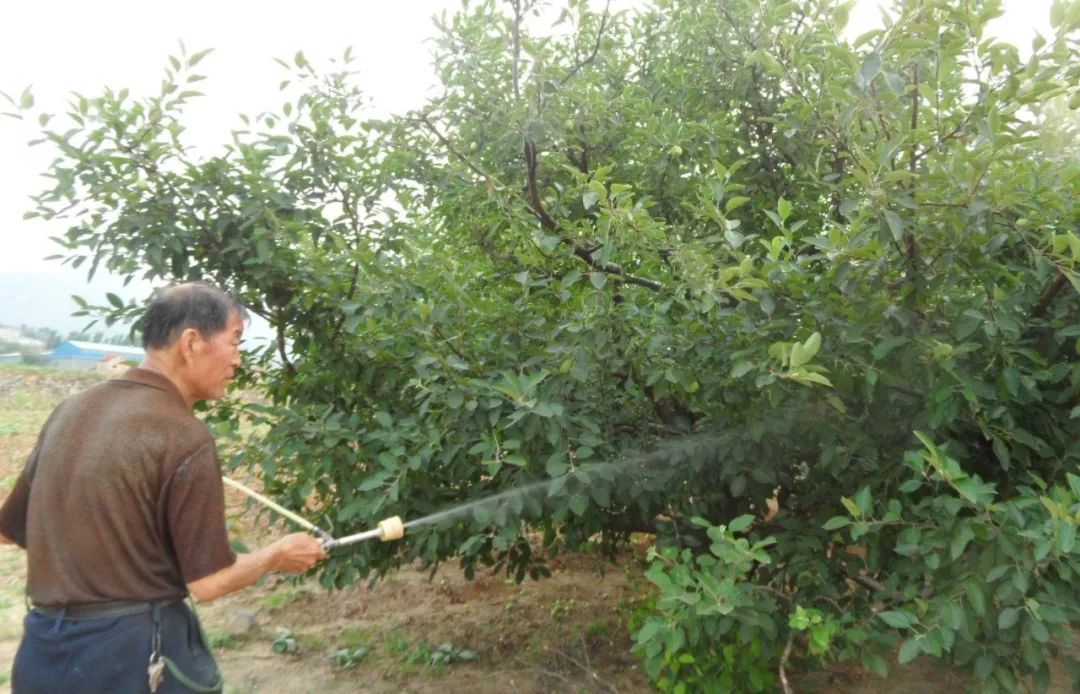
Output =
[
  {"x1": 33, "y1": 599, "x2": 157, "y2": 621},
  {"x1": 153, "y1": 602, "x2": 224, "y2": 693}
]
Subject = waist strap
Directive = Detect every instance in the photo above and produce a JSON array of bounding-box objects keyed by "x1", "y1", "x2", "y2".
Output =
[{"x1": 33, "y1": 599, "x2": 173, "y2": 621}]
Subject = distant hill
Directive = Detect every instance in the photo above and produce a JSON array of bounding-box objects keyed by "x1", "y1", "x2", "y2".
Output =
[
  {"x1": 0, "y1": 270, "x2": 275, "y2": 343},
  {"x1": 0, "y1": 271, "x2": 148, "y2": 336}
]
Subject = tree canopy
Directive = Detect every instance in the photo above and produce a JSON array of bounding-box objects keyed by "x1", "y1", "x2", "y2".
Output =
[{"x1": 15, "y1": 0, "x2": 1080, "y2": 689}]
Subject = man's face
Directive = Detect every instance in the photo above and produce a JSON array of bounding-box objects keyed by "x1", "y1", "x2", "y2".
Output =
[{"x1": 190, "y1": 311, "x2": 244, "y2": 402}]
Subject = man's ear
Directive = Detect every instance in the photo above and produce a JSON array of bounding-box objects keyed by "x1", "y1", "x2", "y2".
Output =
[{"x1": 178, "y1": 327, "x2": 202, "y2": 361}]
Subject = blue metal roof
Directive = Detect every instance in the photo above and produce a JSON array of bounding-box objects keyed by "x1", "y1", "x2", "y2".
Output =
[{"x1": 50, "y1": 341, "x2": 145, "y2": 361}]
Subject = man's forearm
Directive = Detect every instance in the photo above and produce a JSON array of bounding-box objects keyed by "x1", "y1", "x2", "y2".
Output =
[{"x1": 186, "y1": 546, "x2": 280, "y2": 603}]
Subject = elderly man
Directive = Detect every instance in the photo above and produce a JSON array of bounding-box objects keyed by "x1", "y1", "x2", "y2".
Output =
[{"x1": 0, "y1": 282, "x2": 325, "y2": 692}]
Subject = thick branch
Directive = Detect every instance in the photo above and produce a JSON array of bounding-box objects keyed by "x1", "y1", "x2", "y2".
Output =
[
  {"x1": 276, "y1": 315, "x2": 295, "y2": 376},
  {"x1": 523, "y1": 139, "x2": 663, "y2": 292},
  {"x1": 1029, "y1": 272, "x2": 1070, "y2": 321}
]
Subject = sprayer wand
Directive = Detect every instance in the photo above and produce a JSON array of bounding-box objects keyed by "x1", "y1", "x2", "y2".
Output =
[{"x1": 222, "y1": 476, "x2": 404, "y2": 548}]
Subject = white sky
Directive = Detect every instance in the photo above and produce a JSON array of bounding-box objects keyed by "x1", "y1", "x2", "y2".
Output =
[{"x1": 0, "y1": 0, "x2": 1054, "y2": 330}]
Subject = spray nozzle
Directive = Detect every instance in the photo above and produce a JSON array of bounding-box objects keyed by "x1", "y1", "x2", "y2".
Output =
[
  {"x1": 377, "y1": 516, "x2": 404, "y2": 541},
  {"x1": 320, "y1": 516, "x2": 405, "y2": 550}
]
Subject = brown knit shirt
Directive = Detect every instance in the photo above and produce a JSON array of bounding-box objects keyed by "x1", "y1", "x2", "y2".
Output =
[{"x1": 0, "y1": 368, "x2": 237, "y2": 606}]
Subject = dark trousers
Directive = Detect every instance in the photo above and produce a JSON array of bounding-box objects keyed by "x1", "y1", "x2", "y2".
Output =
[{"x1": 12, "y1": 601, "x2": 222, "y2": 693}]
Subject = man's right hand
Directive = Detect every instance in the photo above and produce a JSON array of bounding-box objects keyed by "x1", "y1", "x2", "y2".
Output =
[
  {"x1": 271, "y1": 532, "x2": 326, "y2": 573},
  {"x1": 189, "y1": 532, "x2": 327, "y2": 602}
]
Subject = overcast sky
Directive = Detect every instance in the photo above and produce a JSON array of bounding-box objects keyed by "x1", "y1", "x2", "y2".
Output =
[{"x1": 0, "y1": 0, "x2": 1053, "y2": 332}]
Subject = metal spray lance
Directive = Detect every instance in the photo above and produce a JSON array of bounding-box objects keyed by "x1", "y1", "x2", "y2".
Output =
[{"x1": 221, "y1": 476, "x2": 405, "y2": 548}]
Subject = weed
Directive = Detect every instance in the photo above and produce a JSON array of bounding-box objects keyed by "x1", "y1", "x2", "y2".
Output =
[
  {"x1": 262, "y1": 586, "x2": 302, "y2": 611},
  {"x1": 329, "y1": 646, "x2": 370, "y2": 670},
  {"x1": 520, "y1": 635, "x2": 546, "y2": 664},
  {"x1": 383, "y1": 632, "x2": 411, "y2": 656},
  {"x1": 296, "y1": 632, "x2": 326, "y2": 652},
  {"x1": 550, "y1": 598, "x2": 575, "y2": 618},
  {"x1": 206, "y1": 630, "x2": 246, "y2": 650},
  {"x1": 584, "y1": 619, "x2": 607, "y2": 639},
  {"x1": 335, "y1": 626, "x2": 373, "y2": 650},
  {"x1": 389, "y1": 639, "x2": 479, "y2": 675}
]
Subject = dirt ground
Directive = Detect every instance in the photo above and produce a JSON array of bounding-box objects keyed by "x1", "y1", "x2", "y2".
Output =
[{"x1": 0, "y1": 365, "x2": 1074, "y2": 693}]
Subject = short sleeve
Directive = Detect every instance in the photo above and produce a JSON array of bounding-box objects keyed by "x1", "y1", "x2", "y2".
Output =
[
  {"x1": 164, "y1": 441, "x2": 238, "y2": 583},
  {"x1": 0, "y1": 471, "x2": 31, "y2": 547},
  {"x1": 0, "y1": 407, "x2": 57, "y2": 548}
]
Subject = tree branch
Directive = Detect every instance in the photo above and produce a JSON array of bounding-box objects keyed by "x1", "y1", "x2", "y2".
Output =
[
  {"x1": 1029, "y1": 272, "x2": 1070, "y2": 322},
  {"x1": 523, "y1": 139, "x2": 663, "y2": 292},
  {"x1": 558, "y1": 2, "x2": 611, "y2": 87},
  {"x1": 510, "y1": 0, "x2": 522, "y2": 100},
  {"x1": 779, "y1": 630, "x2": 795, "y2": 694},
  {"x1": 276, "y1": 314, "x2": 296, "y2": 376},
  {"x1": 418, "y1": 115, "x2": 505, "y2": 190}
]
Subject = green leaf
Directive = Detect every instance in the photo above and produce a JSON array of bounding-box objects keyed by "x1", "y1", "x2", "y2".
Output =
[
  {"x1": 884, "y1": 211, "x2": 904, "y2": 242},
  {"x1": 862, "y1": 652, "x2": 888, "y2": 678},
  {"x1": 790, "y1": 343, "x2": 807, "y2": 369},
  {"x1": 764, "y1": 209, "x2": 784, "y2": 229},
  {"x1": 802, "y1": 332, "x2": 821, "y2": 361},
  {"x1": 582, "y1": 190, "x2": 600, "y2": 210},
  {"x1": 822, "y1": 516, "x2": 851, "y2": 531},
  {"x1": 897, "y1": 638, "x2": 920, "y2": 664},
  {"x1": 568, "y1": 495, "x2": 588, "y2": 516},
  {"x1": 796, "y1": 372, "x2": 834, "y2": 387},
  {"x1": 953, "y1": 478, "x2": 982, "y2": 505},
  {"x1": 728, "y1": 514, "x2": 754, "y2": 532},
  {"x1": 777, "y1": 196, "x2": 792, "y2": 222},
  {"x1": 860, "y1": 52, "x2": 882, "y2": 84},
  {"x1": 878, "y1": 611, "x2": 914, "y2": 629},
  {"x1": 187, "y1": 48, "x2": 213, "y2": 67},
  {"x1": 872, "y1": 336, "x2": 908, "y2": 360},
  {"x1": 998, "y1": 608, "x2": 1020, "y2": 630},
  {"x1": 950, "y1": 524, "x2": 974, "y2": 559},
  {"x1": 854, "y1": 486, "x2": 872, "y2": 516},
  {"x1": 731, "y1": 361, "x2": 754, "y2": 378},
  {"x1": 841, "y1": 496, "x2": 862, "y2": 518},
  {"x1": 965, "y1": 581, "x2": 987, "y2": 616},
  {"x1": 725, "y1": 196, "x2": 750, "y2": 212},
  {"x1": 898, "y1": 479, "x2": 921, "y2": 493},
  {"x1": 1029, "y1": 617, "x2": 1050, "y2": 643}
]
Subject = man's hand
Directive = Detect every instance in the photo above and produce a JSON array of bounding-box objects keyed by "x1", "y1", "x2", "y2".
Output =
[
  {"x1": 271, "y1": 532, "x2": 326, "y2": 573},
  {"x1": 187, "y1": 533, "x2": 327, "y2": 603}
]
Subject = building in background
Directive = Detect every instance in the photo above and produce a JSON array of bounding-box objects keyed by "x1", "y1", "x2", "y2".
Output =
[
  {"x1": 48, "y1": 341, "x2": 144, "y2": 372},
  {"x1": 0, "y1": 325, "x2": 46, "y2": 351}
]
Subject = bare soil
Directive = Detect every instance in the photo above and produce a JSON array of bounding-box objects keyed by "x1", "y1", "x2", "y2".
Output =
[{"x1": 0, "y1": 365, "x2": 1074, "y2": 693}]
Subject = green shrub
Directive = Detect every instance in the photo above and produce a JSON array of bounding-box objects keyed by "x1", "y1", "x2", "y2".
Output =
[{"x1": 17, "y1": 0, "x2": 1080, "y2": 689}]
